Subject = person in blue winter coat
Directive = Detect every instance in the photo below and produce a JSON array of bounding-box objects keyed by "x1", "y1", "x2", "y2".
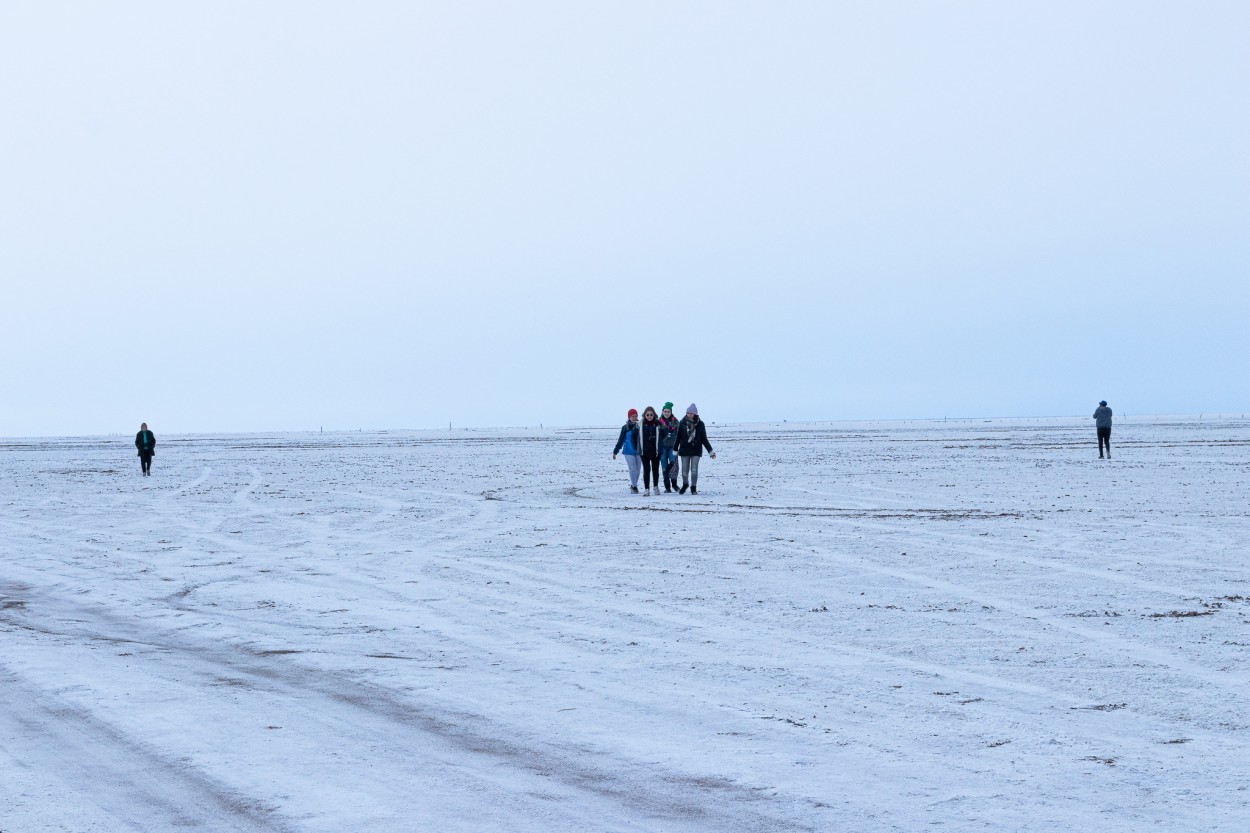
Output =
[
  {"x1": 612, "y1": 408, "x2": 642, "y2": 493},
  {"x1": 1093, "y1": 400, "x2": 1113, "y2": 458}
]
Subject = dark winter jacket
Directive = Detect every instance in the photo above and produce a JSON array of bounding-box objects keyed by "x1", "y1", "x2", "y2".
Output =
[
  {"x1": 135, "y1": 430, "x2": 156, "y2": 458},
  {"x1": 674, "y1": 416, "x2": 713, "y2": 457},
  {"x1": 1093, "y1": 406, "x2": 1113, "y2": 428},
  {"x1": 639, "y1": 419, "x2": 662, "y2": 458},
  {"x1": 613, "y1": 422, "x2": 640, "y2": 456},
  {"x1": 658, "y1": 416, "x2": 679, "y2": 452}
]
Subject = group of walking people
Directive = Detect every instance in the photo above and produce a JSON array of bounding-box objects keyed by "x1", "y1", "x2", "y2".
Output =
[
  {"x1": 613, "y1": 402, "x2": 715, "y2": 495},
  {"x1": 133, "y1": 401, "x2": 1114, "y2": 486}
]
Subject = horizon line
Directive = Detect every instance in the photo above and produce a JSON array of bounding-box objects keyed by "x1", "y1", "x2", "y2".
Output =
[{"x1": 4, "y1": 411, "x2": 1249, "y2": 442}]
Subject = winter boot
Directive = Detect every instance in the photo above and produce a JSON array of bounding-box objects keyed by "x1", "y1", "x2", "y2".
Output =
[
  {"x1": 679, "y1": 483, "x2": 688, "y2": 494},
  {"x1": 630, "y1": 485, "x2": 639, "y2": 494}
]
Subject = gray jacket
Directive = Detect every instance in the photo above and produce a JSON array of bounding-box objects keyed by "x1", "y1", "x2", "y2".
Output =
[{"x1": 1093, "y1": 406, "x2": 1113, "y2": 428}]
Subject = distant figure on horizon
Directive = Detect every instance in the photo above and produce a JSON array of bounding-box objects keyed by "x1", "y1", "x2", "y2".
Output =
[
  {"x1": 612, "y1": 408, "x2": 642, "y2": 494},
  {"x1": 1093, "y1": 401, "x2": 1113, "y2": 459},
  {"x1": 135, "y1": 423, "x2": 156, "y2": 475}
]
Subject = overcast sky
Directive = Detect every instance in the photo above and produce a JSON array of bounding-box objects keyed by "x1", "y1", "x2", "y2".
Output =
[{"x1": 3, "y1": 2, "x2": 1247, "y2": 436}]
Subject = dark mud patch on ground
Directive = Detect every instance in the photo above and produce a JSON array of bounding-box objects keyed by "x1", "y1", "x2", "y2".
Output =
[{"x1": 724, "y1": 504, "x2": 1025, "y2": 520}]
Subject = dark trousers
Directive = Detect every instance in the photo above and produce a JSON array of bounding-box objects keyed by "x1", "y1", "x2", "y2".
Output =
[
  {"x1": 1097, "y1": 427, "x2": 1111, "y2": 457},
  {"x1": 139, "y1": 452, "x2": 153, "y2": 474},
  {"x1": 642, "y1": 456, "x2": 662, "y2": 489}
]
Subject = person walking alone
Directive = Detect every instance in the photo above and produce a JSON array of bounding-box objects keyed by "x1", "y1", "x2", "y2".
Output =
[
  {"x1": 1093, "y1": 400, "x2": 1113, "y2": 459},
  {"x1": 658, "y1": 402, "x2": 680, "y2": 493},
  {"x1": 674, "y1": 403, "x2": 715, "y2": 494},
  {"x1": 135, "y1": 422, "x2": 156, "y2": 476},
  {"x1": 612, "y1": 408, "x2": 643, "y2": 493}
]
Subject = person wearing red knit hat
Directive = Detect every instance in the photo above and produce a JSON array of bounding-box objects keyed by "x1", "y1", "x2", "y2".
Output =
[{"x1": 612, "y1": 408, "x2": 642, "y2": 493}]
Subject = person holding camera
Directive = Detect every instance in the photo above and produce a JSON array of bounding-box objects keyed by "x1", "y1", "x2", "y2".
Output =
[{"x1": 1093, "y1": 400, "x2": 1113, "y2": 459}]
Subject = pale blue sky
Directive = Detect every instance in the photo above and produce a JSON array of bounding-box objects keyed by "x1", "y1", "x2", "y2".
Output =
[{"x1": 3, "y1": 2, "x2": 1247, "y2": 436}]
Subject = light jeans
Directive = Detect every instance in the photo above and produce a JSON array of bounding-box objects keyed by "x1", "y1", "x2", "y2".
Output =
[
  {"x1": 623, "y1": 454, "x2": 641, "y2": 487},
  {"x1": 680, "y1": 455, "x2": 701, "y2": 488}
]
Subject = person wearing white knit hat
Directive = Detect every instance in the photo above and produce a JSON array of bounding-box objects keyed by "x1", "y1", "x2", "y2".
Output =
[{"x1": 673, "y1": 403, "x2": 716, "y2": 494}]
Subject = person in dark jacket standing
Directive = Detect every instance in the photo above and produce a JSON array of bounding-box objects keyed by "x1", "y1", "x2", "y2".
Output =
[
  {"x1": 1093, "y1": 401, "x2": 1113, "y2": 459},
  {"x1": 658, "y1": 402, "x2": 680, "y2": 493},
  {"x1": 674, "y1": 403, "x2": 715, "y2": 494},
  {"x1": 612, "y1": 409, "x2": 642, "y2": 493},
  {"x1": 135, "y1": 422, "x2": 156, "y2": 476},
  {"x1": 638, "y1": 406, "x2": 663, "y2": 496}
]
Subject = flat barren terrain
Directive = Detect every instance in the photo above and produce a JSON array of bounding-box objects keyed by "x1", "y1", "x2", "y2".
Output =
[{"x1": 2, "y1": 417, "x2": 1248, "y2": 831}]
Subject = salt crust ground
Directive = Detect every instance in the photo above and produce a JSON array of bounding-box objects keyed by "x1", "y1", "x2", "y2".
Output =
[{"x1": 2, "y1": 417, "x2": 1248, "y2": 832}]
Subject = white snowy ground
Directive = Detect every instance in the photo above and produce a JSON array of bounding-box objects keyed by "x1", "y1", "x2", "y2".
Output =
[{"x1": 2, "y1": 417, "x2": 1248, "y2": 832}]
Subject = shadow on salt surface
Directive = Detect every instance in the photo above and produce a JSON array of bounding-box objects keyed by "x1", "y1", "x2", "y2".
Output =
[
  {"x1": 1, "y1": 583, "x2": 807, "y2": 832},
  {"x1": 612, "y1": 503, "x2": 1028, "y2": 520},
  {"x1": 553, "y1": 485, "x2": 1026, "y2": 521}
]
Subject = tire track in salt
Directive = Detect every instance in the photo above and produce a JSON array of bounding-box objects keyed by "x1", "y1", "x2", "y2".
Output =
[
  {"x1": 172, "y1": 464, "x2": 214, "y2": 496},
  {"x1": 392, "y1": 494, "x2": 1219, "y2": 758},
  {"x1": 553, "y1": 484, "x2": 1248, "y2": 693},
  {"x1": 781, "y1": 515, "x2": 1250, "y2": 695},
  {"x1": 0, "y1": 662, "x2": 295, "y2": 833},
  {"x1": 0, "y1": 579, "x2": 816, "y2": 833},
  {"x1": 5, "y1": 478, "x2": 822, "y2": 829}
]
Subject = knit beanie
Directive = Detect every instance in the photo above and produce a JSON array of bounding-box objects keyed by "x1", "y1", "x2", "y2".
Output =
[
  {"x1": 663, "y1": 402, "x2": 674, "y2": 412},
  {"x1": 628, "y1": 408, "x2": 638, "y2": 418},
  {"x1": 686, "y1": 403, "x2": 698, "y2": 415},
  {"x1": 1099, "y1": 400, "x2": 1107, "y2": 406}
]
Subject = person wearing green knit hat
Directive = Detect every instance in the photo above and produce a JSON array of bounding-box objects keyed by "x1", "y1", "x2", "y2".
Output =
[{"x1": 658, "y1": 403, "x2": 680, "y2": 492}]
